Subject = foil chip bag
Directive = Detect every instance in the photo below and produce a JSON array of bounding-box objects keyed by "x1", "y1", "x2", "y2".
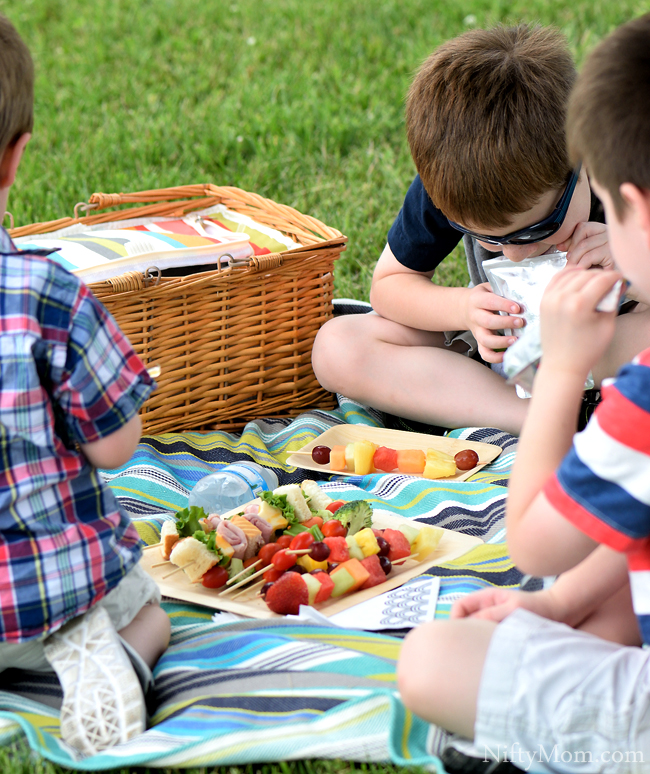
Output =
[{"x1": 483, "y1": 253, "x2": 626, "y2": 397}]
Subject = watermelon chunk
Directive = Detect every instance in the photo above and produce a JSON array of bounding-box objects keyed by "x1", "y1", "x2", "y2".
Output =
[
  {"x1": 382, "y1": 528, "x2": 412, "y2": 562},
  {"x1": 312, "y1": 570, "x2": 335, "y2": 603},
  {"x1": 373, "y1": 446, "x2": 398, "y2": 472},
  {"x1": 360, "y1": 555, "x2": 387, "y2": 589},
  {"x1": 323, "y1": 536, "x2": 350, "y2": 563}
]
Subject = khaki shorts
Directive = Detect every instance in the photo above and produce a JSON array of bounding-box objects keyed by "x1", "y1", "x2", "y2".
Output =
[{"x1": 0, "y1": 562, "x2": 161, "y2": 674}]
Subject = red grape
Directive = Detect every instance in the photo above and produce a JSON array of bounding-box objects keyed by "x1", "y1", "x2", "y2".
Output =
[
  {"x1": 309, "y1": 541, "x2": 330, "y2": 562},
  {"x1": 311, "y1": 445, "x2": 331, "y2": 464},
  {"x1": 454, "y1": 449, "x2": 480, "y2": 471},
  {"x1": 376, "y1": 536, "x2": 390, "y2": 557},
  {"x1": 378, "y1": 556, "x2": 392, "y2": 575}
]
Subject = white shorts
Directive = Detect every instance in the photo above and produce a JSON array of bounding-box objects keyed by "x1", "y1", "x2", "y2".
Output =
[
  {"x1": 474, "y1": 608, "x2": 650, "y2": 774},
  {"x1": 0, "y1": 562, "x2": 161, "y2": 674}
]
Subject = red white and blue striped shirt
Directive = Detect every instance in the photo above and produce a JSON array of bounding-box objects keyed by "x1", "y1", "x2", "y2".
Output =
[
  {"x1": 545, "y1": 347, "x2": 650, "y2": 644},
  {"x1": 0, "y1": 228, "x2": 154, "y2": 642}
]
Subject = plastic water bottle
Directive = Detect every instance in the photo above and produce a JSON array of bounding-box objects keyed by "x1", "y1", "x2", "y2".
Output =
[{"x1": 188, "y1": 462, "x2": 279, "y2": 514}]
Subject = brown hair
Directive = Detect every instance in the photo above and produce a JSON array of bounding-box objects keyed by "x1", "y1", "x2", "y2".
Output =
[
  {"x1": 567, "y1": 13, "x2": 650, "y2": 219},
  {"x1": 0, "y1": 14, "x2": 33, "y2": 160},
  {"x1": 406, "y1": 24, "x2": 575, "y2": 228}
]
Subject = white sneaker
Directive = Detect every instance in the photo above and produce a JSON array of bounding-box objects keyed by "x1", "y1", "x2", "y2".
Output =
[{"x1": 43, "y1": 604, "x2": 145, "y2": 755}]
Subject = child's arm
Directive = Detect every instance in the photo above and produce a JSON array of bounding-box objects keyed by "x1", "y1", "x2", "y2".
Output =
[
  {"x1": 506, "y1": 266, "x2": 623, "y2": 577},
  {"x1": 369, "y1": 244, "x2": 524, "y2": 362},
  {"x1": 80, "y1": 414, "x2": 142, "y2": 471},
  {"x1": 452, "y1": 544, "x2": 629, "y2": 627}
]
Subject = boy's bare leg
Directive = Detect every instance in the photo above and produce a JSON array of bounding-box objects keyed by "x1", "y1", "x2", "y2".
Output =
[
  {"x1": 397, "y1": 618, "x2": 496, "y2": 738},
  {"x1": 118, "y1": 603, "x2": 171, "y2": 668},
  {"x1": 313, "y1": 314, "x2": 529, "y2": 435}
]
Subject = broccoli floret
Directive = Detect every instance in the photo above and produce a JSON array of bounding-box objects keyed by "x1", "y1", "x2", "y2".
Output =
[{"x1": 331, "y1": 500, "x2": 373, "y2": 535}]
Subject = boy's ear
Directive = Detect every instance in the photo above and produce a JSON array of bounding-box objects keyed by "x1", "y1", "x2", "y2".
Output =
[
  {"x1": 0, "y1": 133, "x2": 31, "y2": 189},
  {"x1": 620, "y1": 183, "x2": 650, "y2": 248}
]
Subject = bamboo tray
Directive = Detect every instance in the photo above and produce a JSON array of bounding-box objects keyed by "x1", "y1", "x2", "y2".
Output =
[
  {"x1": 141, "y1": 506, "x2": 482, "y2": 619},
  {"x1": 286, "y1": 425, "x2": 502, "y2": 481}
]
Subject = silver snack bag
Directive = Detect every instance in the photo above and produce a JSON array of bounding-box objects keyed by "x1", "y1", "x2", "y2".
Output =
[
  {"x1": 483, "y1": 252, "x2": 568, "y2": 338},
  {"x1": 484, "y1": 253, "x2": 626, "y2": 397}
]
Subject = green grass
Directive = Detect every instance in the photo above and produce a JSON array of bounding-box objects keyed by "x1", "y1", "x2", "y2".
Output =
[
  {"x1": 4, "y1": 0, "x2": 648, "y2": 300},
  {"x1": 0, "y1": 1, "x2": 647, "y2": 772}
]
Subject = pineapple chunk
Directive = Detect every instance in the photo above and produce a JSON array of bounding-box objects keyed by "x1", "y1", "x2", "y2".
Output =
[
  {"x1": 354, "y1": 527, "x2": 380, "y2": 557},
  {"x1": 345, "y1": 443, "x2": 355, "y2": 471},
  {"x1": 353, "y1": 440, "x2": 376, "y2": 475},
  {"x1": 423, "y1": 447, "x2": 457, "y2": 479},
  {"x1": 411, "y1": 525, "x2": 444, "y2": 560},
  {"x1": 297, "y1": 554, "x2": 329, "y2": 572}
]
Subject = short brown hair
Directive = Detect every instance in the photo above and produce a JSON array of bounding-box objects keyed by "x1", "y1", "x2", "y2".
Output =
[
  {"x1": 406, "y1": 24, "x2": 575, "y2": 228},
  {"x1": 0, "y1": 14, "x2": 33, "y2": 159},
  {"x1": 567, "y1": 13, "x2": 650, "y2": 219}
]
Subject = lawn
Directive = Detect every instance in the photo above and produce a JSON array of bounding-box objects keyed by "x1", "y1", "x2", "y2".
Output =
[{"x1": 1, "y1": 0, "x2": 647, "y2": 772}]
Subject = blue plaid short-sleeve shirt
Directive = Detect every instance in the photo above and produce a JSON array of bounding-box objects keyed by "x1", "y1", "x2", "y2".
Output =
[{"x1": 0, "y1": 228, "x2": 155, "y2": 642}]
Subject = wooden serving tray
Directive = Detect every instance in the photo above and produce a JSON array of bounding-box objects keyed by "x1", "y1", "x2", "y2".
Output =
[
  {"x1": 142, "y1": 507, "x2": 482, "y2": 619},
  {"x1": 286, "y1": 424, "x2": 501, "y2": 482}
]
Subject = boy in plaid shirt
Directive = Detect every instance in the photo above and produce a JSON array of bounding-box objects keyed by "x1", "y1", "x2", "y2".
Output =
[{"x1": 0, "y1": 15, "x2": 170, "y2": 756}]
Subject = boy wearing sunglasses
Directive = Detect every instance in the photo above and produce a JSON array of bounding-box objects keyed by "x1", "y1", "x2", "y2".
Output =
[{"x1": 312, "y1": 24, "x2": 649, "y2": 436}]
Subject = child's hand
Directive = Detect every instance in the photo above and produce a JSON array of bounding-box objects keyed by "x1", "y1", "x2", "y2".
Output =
[
  {"x1": 464, "y1": 283, "x2": 524, "y2": 363},
  {"x1": 557, "y1": 221, "x2": 614, "y2": 270},
  {"x1": 450, "y1": 586, "x2": 561, "y2": 623},
  {"x1": 540, "y1": 266, "x2": 622, "y2": 379}
]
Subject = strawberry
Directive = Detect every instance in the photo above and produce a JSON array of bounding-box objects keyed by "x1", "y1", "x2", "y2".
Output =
[{"x1": 265, "y1": 571, "x2": 308, "y2": 615}]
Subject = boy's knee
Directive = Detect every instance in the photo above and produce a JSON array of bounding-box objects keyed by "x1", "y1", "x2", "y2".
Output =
[
  {"x1": 149, "y1": 603, "x2": 171, "y2": 651},
  {"x1": 312, "y1": 316, "x2": 365, "y2": 392}
]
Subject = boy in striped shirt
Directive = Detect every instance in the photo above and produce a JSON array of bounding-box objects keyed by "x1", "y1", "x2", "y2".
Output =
[{"x1": 398, "y1": 14, "x2": 650, "y2": 773}]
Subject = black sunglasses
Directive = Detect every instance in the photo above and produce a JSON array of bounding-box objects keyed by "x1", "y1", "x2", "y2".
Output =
[{"x1": 448, "y1": 164, "x2": 582, "y2": 246}]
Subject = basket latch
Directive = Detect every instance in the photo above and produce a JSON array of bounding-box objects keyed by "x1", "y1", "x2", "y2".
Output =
[{"x1": 228, "y1": 253, "x2": 284, "y2": 271}]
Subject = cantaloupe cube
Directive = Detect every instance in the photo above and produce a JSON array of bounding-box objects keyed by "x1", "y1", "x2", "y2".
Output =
[
  {"x1": 330, "y1": 445, "x2": 347, "y2": 471},
  {"x1": 397, "y1": 449, "x2": 426, "y2": 474},
  {"x1": 330, "y1": 558, "x2": 371, "y2": 596}
]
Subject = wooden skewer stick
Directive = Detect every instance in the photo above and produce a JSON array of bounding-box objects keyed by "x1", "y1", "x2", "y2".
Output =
[
  {"x1": 162, "y1": 562, "x2": 195, "y2": 580},
  {"x1": 226, "y1": 559, "x2": 262, "y2": 585},
  {"x1": 391, "y1": 555, "x2": 413, "y2": 566},
  {"x1": 142, "y1": 542, "x2": 162, "y2": 550},
  {"x1": 219, "y1": 563, "x2": 269, "y2": 595},
  {"x1": 231, "y1": 578, "x2": 266, "y2": 600},
  {"x1": 284, "y1": 548, "x2": 312, "y2": 555},
  {"x1": 151, "y1": 560, "x2": 170, "y2": 569}
]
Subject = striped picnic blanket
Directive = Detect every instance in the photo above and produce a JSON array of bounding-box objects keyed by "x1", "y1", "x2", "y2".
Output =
[{"x1": 0, "y1": 396, "x2": 526, "y2": 770}]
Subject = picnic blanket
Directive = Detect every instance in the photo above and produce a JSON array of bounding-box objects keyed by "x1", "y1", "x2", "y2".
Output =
[{"x1": 0, "y1": 395, "x2": 527, "y2": 770}]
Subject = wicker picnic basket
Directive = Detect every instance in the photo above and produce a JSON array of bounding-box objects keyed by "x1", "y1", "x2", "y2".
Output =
[{"x1": 11, "y1": 184, "x2": 346, "y2": 434}]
